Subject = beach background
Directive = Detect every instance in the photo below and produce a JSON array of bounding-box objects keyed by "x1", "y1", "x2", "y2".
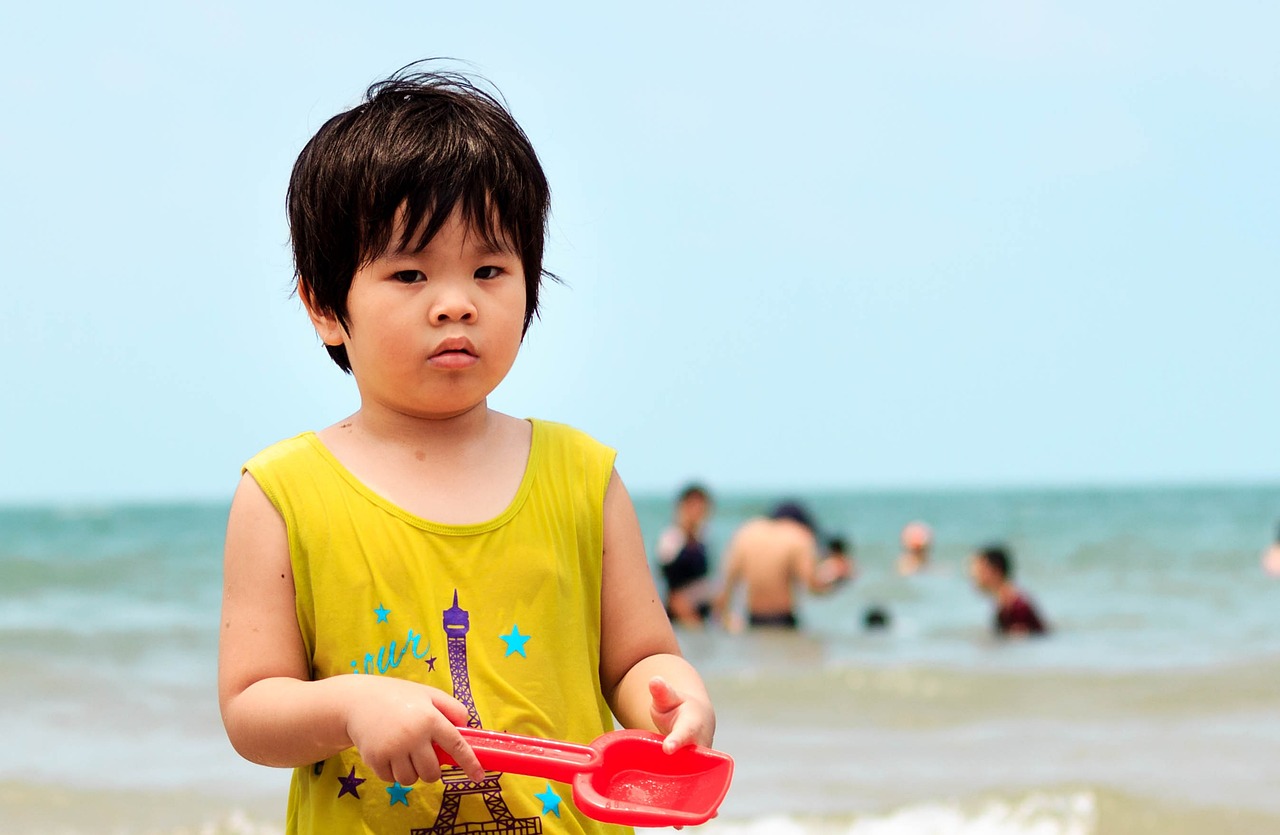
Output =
[
  {"x1": 4, "y1": 485, "x2": 1279, "y2": 834},
  {"x1": 4, "y1": 2, "x2": 1279, "y2": 833}
]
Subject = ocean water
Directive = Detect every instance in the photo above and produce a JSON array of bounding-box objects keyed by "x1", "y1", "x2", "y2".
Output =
[{"x1": 2, "y1": 484, "x2": 1279, "y2": 834}]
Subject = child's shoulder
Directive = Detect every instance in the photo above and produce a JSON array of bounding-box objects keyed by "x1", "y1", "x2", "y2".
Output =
[
  {"x1": 242, "y1": 431, "x2": 324, "y2": 474},
  {"x1": 529, "y1": 418, "x2": 615, "y2": 459}
]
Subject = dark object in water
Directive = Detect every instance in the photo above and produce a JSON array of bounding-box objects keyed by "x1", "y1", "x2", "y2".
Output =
[{"x1": 864, "y1": 606, "x2": 890, "y2": 630}]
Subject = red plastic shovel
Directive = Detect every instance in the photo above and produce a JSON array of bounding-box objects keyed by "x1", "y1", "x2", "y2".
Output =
[{"x1": 436, "y1": 727, "x2": 733, "y2": 827}]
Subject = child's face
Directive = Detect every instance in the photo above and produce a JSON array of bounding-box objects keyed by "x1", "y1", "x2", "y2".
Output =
[{"x1": 309, "y1": 208, "x2": 527, "y2": 420}]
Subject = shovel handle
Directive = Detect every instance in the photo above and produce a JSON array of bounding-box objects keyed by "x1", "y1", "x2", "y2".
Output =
[{"x1": 435, "y1": 727, "x2": 600, "y2": 784}]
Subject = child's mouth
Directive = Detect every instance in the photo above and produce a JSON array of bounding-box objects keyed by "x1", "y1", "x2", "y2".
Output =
[
  {"x1": 429, "y1": 338, "x2": 478, "y2": 367},
  {"x1": 431, "y1": 337, "x2": 476, "y2": 356}
]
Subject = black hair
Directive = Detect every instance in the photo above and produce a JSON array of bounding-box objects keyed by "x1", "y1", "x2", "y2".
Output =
[
  {"x1": 976, "y1": 544, "x2": 1013, "y2": 579},
  {"x1": 827, "y1": 537, "x2": 849, "y2": 555},
  {"x1": 287, "y1": 63, "x2": 553, "y2": 372},
  {"x1": 678, "y1": 483, "x2": 711, "y2": 503},
  {"x1": 770, "y1": 501, "x2": 816, "y2": 533}
]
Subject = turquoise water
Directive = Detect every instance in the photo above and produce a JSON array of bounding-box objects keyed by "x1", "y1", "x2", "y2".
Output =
[
  {"x1": 649, "y1": 485, "x2": 1280, "y2": 670},
  {"x1": 3, "y1": 484, "x2": 1279, "y2": 833}
]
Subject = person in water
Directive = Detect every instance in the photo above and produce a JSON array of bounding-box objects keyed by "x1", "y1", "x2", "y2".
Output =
[
  {"x1": 969, "y1": 544, "x2": 1049, "y2": 636},
  {"x1": 217, "y1": 66, "x2": 715, "y2": 835},
  {"x1": 656, "y1": 483, "x2": 715, "y2": 628},
  {"x1": 896, "y1": 520, "x2": 933, "y2": 575},
  {"x1": 816, "y1": 536, "x2": 856, "y2": 587},
  {"x1": 713, "y1": 501, "x2": 842, "y2": 630},
  {"x1": 1262, "y1": 521, "x2": 1280, "y2": 577}
]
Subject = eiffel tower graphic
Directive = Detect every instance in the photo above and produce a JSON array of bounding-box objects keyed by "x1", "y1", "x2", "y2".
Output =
[{"x1": 412, "y1": 591, "x2": 542, "y2": 835}]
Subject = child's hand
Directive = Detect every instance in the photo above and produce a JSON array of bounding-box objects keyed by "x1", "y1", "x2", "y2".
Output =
[
  {"x1": 648, "y1": 676, "x2": 716, "y2": 753},
  {"x1": 344, "y1": 677, "x2": 486, "y2": 785}
]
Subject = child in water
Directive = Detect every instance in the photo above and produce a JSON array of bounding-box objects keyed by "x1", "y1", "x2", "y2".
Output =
[{"x1": 217, "y1": 67, "x2": 715, "y2": 835}]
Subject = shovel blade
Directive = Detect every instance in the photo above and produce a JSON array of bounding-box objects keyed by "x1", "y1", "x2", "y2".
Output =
[{"x1": 572, "y1": 730, "x2": 734, "y2": 827}]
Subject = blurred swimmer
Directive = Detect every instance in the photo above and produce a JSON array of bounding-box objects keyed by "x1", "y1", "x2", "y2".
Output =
[
  {"x1": 1263, "y1": 522, "x2": 1280, "y2": 577},
  {"x1": 714, "y1": 501, "x2": 841, "y2": 631},
  {"x1": 656, "y1": 483, "x2": 715, "y2": 628},
  {"x1": 897, "y1": 521, "x2": 933, "y2": 575},
  {"x1": 969, "y1": 544, "x2": 1048, "y2": 637},
  {"x1": 816, "y1": 536, "x2": 856, "y2": 587}
]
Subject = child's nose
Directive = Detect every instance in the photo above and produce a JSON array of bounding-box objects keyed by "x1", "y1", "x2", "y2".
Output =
[{"x1": 431, "y1": 285, "x2": 477, "y2": 323}]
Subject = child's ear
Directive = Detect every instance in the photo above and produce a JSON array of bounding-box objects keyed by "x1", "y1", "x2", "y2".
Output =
[{"x1": 299, "y1": 282, "x2": 346, "y2": 347}]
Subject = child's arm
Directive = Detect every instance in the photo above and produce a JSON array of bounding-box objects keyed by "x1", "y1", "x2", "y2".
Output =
[
  {"x1": 217, "y1": 474, "x2": 486, "y2": 784},
  {"x1": 598, "y1": 470, "x2": 716, "y2": 753}
]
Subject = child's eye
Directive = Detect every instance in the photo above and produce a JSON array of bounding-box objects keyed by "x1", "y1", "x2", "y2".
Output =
[
  {"x1": 474, "y1": 266, "x2": 503, "y2": 280},
  {"x1": 393, "y1": 270, "x2": 426, "y2": 283}
]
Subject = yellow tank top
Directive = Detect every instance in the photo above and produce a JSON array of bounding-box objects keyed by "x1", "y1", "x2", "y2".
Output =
[{"x1": 243, "y1": 419, "x2": 630, "y2": 835}]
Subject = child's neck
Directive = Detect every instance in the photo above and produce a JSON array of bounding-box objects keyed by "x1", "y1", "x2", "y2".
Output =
[
  {"x1": 318, "y1": 401, "x2": 533, "y2": 525},
  {"x1": 350, "y1": 398, "x2": 494, "y2": 457}
]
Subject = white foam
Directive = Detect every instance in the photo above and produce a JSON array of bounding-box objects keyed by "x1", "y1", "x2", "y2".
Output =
[{"x1": 640, "y1": 790, "x2": 1097, "y2": 835}]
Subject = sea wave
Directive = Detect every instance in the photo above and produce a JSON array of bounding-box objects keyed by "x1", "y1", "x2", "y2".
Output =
[
  {"x1": 665, "y1": 786, "x2": 1280, "y2": 835},
  {"x1": 6, "y1": 785, "x2": 1277, "y2": 835}
]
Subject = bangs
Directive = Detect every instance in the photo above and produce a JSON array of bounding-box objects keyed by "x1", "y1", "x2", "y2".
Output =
[
  {"x1": 378, "y1": 182, "x2": 522, "y2": 262},
  {"x1": 351, "y1": 78, "x2": 545, "y2": 266}
]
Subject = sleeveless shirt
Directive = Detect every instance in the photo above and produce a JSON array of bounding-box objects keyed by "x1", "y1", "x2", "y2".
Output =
[{"x1": 243, "y1": 419, "x2": 630, "y2": 835}]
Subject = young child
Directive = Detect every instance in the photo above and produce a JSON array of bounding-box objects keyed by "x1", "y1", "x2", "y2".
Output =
[
  {"x1": 814, "y1": 535, "x2": 856, "y2": 589},
  {"x1": 217, "y1": 68, "x2": 716, "y2": 835}
]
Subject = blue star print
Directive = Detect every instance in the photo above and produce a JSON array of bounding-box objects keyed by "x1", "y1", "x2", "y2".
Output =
[
  {"x1": 386, "y1": 782, "x2": 412, "y2": 806},
  {"x1": 500, "y1": 625, "x2": 531, "y2": 657},
  {"x1": 374, "y1": 604, "x2": 390, "y2": 623},
  {"x1": 535, "y1": 783, "x2": 562, "y2": 817}
]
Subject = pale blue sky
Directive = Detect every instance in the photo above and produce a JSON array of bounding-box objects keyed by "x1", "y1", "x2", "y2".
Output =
[{"x1": 3, "y1": 2, "x2": 1277, "y2": 504}]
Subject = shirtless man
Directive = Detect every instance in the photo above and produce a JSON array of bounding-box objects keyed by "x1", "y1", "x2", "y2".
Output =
[{"x1": 713, "y1": 502, "x2": 839, "y2": 630}]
